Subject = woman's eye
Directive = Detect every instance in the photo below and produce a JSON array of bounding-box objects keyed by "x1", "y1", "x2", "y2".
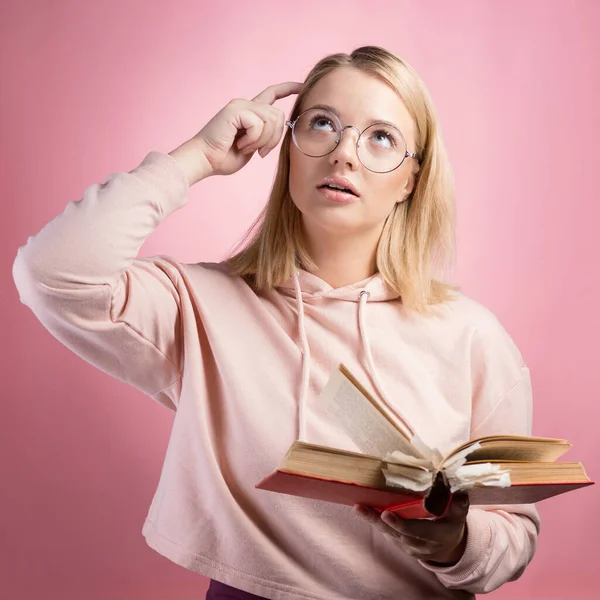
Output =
[
  {"x1": 371, "y1": 130, "x2": 395, "y2": 148},
  {"x1": 311, "y1": 118, "x2": 334, "y2": 131}
]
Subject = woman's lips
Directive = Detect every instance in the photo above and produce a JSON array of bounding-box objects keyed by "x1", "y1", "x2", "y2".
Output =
[{"x1": 317, "y1": 186, "x2": 359, "y2": 203}]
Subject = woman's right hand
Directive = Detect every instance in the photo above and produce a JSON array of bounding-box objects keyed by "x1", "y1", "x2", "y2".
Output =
[{"x1": 169, "y1": 81, "x2": 303, "y2": 186}]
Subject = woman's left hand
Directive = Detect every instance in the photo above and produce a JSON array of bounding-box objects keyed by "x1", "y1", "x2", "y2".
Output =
[{"x1": 354, "y1": 494, "x2": 470, "y2": 565}]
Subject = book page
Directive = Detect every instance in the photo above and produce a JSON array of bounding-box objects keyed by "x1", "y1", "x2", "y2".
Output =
[
  {"x1": 319, "y1": 366, "x2": 422, "y2": 459},
  {"x1": 462, "y1": 441, "x2": 572, "y2": 463},
  {"x1": 448, "y1": 436, "x2": 571, "y2": 463}
]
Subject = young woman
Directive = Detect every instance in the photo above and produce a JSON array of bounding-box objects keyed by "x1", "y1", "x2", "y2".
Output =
[{"x1": 13, "y1": 46, "x2": 539, "y2": 599}]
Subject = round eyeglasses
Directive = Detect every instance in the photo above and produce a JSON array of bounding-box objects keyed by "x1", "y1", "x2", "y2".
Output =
[{"x1": 286, "y1": 107, "x2": 416, "y2": 174}]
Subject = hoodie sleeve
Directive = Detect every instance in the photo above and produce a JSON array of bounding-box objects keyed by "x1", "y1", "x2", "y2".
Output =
[
  {"x1": 419, "y1": 316, "x2": 540, "y2": 593},
  {"x1": 12, "y1": 151, "x2": 190, "y2": 411}
]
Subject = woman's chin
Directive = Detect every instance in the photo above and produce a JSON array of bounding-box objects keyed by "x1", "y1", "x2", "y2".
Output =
[{"x1": 302, "y1": 210, "x2": 367, "y2": 236}]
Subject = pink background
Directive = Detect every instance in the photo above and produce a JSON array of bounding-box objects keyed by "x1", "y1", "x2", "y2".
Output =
[{"x1": 2, "y1": 1, "x2": 598, "y2": 598}]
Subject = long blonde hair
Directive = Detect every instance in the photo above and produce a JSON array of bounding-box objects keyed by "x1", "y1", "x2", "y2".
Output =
[{"x1": 226, "y1": 46, "x2": 459, "y2": 315}]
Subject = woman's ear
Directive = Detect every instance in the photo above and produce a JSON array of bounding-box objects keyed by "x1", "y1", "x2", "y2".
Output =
[
  {"x1": 397, "y1": 174, "x2": 416, "y2": 203},
  {"x1": 397, "y1": 161, "x2": 420, "y2": 203}
]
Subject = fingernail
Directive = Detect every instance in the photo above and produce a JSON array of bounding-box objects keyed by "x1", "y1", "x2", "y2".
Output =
[{"x1": 381, "y1": 510, "x2": 397, "y2": 523}]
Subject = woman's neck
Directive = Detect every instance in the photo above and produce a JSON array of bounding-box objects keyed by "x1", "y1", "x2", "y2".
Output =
[{"x1": 303, "y1": 226, "x2": 380, "y2": 289}]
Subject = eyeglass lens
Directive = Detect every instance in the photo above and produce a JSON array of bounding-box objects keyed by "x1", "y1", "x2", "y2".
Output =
[{"x1": 291, "y1": 108, "x2": 408, "y2": 172}]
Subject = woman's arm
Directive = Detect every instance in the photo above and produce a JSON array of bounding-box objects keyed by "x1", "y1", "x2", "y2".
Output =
[
  {"x1": 419, "y1": 325, "x2": 541, "y2": 593},
  {"x1": 12, "y1": 151, "x2": 193, "y2": 410},
  {"x1": 355, "y1": 314, "x2": 541, "y2": 592}
]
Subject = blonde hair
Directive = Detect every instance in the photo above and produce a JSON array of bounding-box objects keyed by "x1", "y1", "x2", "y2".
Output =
[{"x1": 226, "y1": 45, "x2": 460, "y2": 315}]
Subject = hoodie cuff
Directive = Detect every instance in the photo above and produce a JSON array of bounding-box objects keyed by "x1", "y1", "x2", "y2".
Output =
[
  {"x1": 133, "y1": 151, "x2": 190, "y2": 218},
  {"x1": 418, "y1": 509, "x2": 492, "y2": 585}
]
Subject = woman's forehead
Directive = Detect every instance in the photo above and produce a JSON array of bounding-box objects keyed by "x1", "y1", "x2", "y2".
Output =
[{"x1": 302, "y1": 67, "x2": 415, "y2": 139}]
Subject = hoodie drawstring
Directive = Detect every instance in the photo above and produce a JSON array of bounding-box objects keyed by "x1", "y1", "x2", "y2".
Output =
[
  {"x1": 293, "y1": 272, "x2": 415, "y2": 444},
  {"x1": 358, "y1": 290, "x2": 414, "y2": 439},
  {"x1": 294, "y1": 272, "x2": 311, "y2": 442}
]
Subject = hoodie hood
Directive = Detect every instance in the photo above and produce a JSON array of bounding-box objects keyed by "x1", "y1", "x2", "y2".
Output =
[
  {"x1": 277, "y1": 268, "x2": 401, "y2": 303},
  {"x1": 278, "y1": 270, "x2": 414, "y2": 446}
]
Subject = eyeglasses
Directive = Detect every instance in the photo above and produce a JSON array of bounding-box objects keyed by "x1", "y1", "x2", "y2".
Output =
[{"x1": 286, "y1": 107, "x2": 417, "y2": 174}]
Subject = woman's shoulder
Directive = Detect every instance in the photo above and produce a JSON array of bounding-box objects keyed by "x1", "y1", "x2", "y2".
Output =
[
  {"x1": 184, "y1": 260, "x2": 248, "y2": 287},
  {"x1": 440, "y1": 289, "x2": 525, "y2": 367},
  {"x1": 431, "y1": 288, "x2": 500, "y2": 327},
  {"x1": 145, "y1": 256, "x2": 252, "y2": 296},
  {"x1": 184, "y1": 260, "x2": 268, "y2": 302},
  {"x1": 445, "y1": 289, "x2": 502, "y2": 323},
  {"x1": 188, "y1": 260, "x2": 233, "y2": 277}
]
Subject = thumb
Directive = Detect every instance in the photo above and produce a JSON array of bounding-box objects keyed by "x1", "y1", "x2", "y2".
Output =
[
  {"x1": 354, "y1": 504, "x2": 381, "y2": 522},
  {"x1": 447, "y1": 493, "x2": 470, "y2": 521}
]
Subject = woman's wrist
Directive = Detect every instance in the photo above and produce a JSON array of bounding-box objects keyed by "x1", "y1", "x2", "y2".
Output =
[
  {"x1": 427, "y1": 523, "x2": 468, "y2": 566},
  {"x1": 168, "y1": 139, "x2": 212, "y2": 187}
]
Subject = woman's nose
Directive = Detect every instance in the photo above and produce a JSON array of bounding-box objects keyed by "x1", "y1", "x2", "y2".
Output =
[{"x1": 328, "y1": 125, "x2": 361, "y2": 169}]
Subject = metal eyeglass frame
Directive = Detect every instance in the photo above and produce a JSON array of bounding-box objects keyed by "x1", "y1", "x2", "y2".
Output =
[{"x1": 285, "y1": 107, "x2": 417, "y2": 174}]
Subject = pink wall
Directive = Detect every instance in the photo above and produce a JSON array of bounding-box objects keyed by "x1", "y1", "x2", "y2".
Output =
[{"x1": 2, "y1": 1, "x2": 598, "y2": 598}]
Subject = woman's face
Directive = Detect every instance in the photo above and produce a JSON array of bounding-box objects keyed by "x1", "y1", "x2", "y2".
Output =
[{"x1": 288, "y1": 67, "x2": 417, "y2": 239}]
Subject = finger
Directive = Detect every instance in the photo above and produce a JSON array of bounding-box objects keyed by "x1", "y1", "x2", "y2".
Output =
[
  {"x1": 252, "y1": 81, "x2": 304, "y2": 105},
  {"x1": 402, "y1": 542, "x2": 446, "y2": 559},
  {"x1": 356, "y1": 507, "x2": 449, "y2": 560},
  {"x1": 353, "y1": 504, "x2": 381, "y2": 523},
  {"x1": 381, "y1": 509, "x2": 464, "y2": 545},
  {"x1": 380, "y1": 511, "x2": 443, "y2": 543},
  {"x1": 235, "y1": 108, "x2": 268, "y2": 151},
  {"x1": 235, "y1": 102, "x2": 277, "y2": 150},
  {"x1": 259, "y1": 109, "x2": 286, "y2": 157},
  {"x1": 383, "y1": 494, "x2": 469, "y2": 535},
  {"x1": 355, "y1": 506, "x2": 415, "y2": 545},
  {"x1": 362, "y1": 515, "x2": 442, "y2": 558},
  {"x1": 442, "y1": 494, "x2": 470, "y2": 523},
  {"x1": 243, "y1": 112, "x2": 276, "y2": 154},
  {"x1": 355, "y1": 506, "x2": 398, "y2": 535}
]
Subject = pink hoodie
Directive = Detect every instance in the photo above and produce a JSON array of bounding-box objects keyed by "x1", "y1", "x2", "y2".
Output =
[{"x1": 12, "y1": 150, "x2": 539, "y2": 599}]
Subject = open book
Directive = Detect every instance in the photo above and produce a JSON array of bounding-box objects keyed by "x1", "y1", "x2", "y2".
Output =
[{"x1": 256, "y1": 364, "x2": 593, "y2": 519}]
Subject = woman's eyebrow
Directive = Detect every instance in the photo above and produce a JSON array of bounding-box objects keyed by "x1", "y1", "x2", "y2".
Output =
[{"x1": 308, "y1": 103, "x2": 401, "y2": 130}]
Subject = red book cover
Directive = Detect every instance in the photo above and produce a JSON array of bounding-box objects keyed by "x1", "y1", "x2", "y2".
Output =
[
  {"x1": 256, "y1": 469, "x2": 452, "y2": 519},
  {"x1": 256, "y1": 468, "x2": 593, "y2": 519}
]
